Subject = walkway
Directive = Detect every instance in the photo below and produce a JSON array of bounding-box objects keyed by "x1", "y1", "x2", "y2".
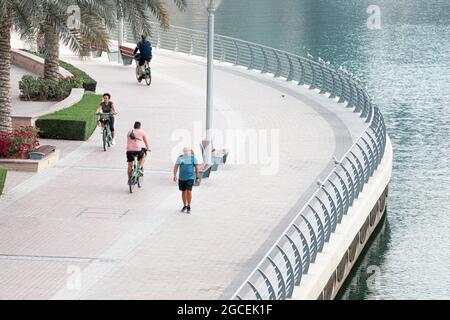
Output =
[{"x1": 0, "y1": 48, "x2": 366, "y2": 299}]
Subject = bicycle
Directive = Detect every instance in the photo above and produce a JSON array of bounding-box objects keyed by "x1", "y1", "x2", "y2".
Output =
[
  {"x1": 97, "y1": 112, "x2": 114, "y2": 152},
  {"x1": 135, "y1": 54, "x2": 152, "y2": 86},
  {"x1": 128, "y1": 149, "x2": 148, "y2": 194}
]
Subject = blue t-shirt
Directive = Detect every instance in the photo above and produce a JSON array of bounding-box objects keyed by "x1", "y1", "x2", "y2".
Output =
[
  {"x1": 137, "y1": 41, "x2": 152, "y2": 59},
  {"x1": 176, "y1": 155, "x2": 199, "y2": 181}
]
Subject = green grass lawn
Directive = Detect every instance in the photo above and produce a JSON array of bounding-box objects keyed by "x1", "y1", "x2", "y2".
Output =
[
  {"x1": 0, "y1": 167, "x2": 7, "y2": 195},
  {"x1": 36, "y1": 94, "x2": 102, "y2": 141}
]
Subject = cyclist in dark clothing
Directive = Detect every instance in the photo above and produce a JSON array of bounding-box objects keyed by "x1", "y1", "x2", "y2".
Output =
[{"x1": 133, "y1": 35, "x2": 153, "y2": 82}]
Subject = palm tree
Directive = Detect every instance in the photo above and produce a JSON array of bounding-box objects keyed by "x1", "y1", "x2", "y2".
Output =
[
  {"x1": 114, "y1": 0, "x2": 187, "y2": 45},
  {"x1": 35, "y1": 0, "x2": 115, "y2": 81},
  {"x1": 0, "y1": 0, "x2": 39, "y2": 133}
]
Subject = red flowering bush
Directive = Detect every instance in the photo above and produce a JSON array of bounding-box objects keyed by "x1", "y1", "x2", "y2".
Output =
[{"x1": 0, "y1": 126, "x2": 40, "y2": 159}]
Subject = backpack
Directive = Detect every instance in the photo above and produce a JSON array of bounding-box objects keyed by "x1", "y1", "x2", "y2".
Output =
[{"x1": 129, "y1": 130, "x2": 137, "y2": 140}]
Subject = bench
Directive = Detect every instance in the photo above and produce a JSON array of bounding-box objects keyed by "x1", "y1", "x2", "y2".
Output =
[
  {"x1": 107, "y1": 49, "x2": 119, "y2": 62},
  {"x1": 119, "y1": 45, "x2": 135, "y2": 66},
  {"x1": 195, "y1": 164, "x2": 212, "y2": 186},
  {"x1": 200, "y1": 140, "x2": 229, "y2": 171},
  {"x1": 29, "y1": 145, "x2": 56, "y2": 160},
  {"x1": 90, "y1": 44, "x2": 108, "y2": 58}
]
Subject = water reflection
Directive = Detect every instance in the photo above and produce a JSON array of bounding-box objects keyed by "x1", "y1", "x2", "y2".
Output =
[{"x1": 166, "y1": 0, "x2": 450, "y2": 299}]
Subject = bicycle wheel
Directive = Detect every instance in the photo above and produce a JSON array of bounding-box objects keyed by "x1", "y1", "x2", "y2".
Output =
[
  {"x1": 102, "y1": 129, "x2": 107, "y2": 151},
  {"x1": 138, "y1": 174, "x2": 144, "y2": 188},
  {"x1": 135, "y1": 65, "x2": 140, "y2": 81},
  {"x1": 145, "y1": 67, "x2": 152, "y2": 86},
  {"x1": 107, "y1": 128, "x2": 112, "y2": 147},
  {"x1": 129, "y1": 179, "x2": 134, "y2": 193}
]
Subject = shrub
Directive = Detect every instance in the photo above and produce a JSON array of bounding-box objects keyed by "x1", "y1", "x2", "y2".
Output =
[
  {"x1": 19, "y1": 75, "x2": 83, "y2": 101},
  {"x1": 0, "y1": 167, "x2": 6, "y2": 195},
  {"x1": 21, "y1": 49, "x2": 97, "y2": 92},
  {"x1": 36, "y1": 94, "x2": 101, "y2": 141},
  {"x1": 0, "y1": 126, "x2": 40, "y2": 159}
]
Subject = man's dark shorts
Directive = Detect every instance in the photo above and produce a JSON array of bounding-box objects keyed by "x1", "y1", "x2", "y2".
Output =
[
  {"x1": 127, "y1": 148, "x2": 146, "y2": 163},
  {"x1": 179, "y1": 179, "x2": 194, "y2": 191},
  {"x1": 139, "y1": 57, "x2": 151, "y2": 66}
]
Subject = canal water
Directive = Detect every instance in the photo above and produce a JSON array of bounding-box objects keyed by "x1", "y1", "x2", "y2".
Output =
[{"x1": 168, "y1": 0, "x2": 450, "y2": 299}]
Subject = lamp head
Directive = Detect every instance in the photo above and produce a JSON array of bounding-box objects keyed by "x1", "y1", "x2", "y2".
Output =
[{"x1": 203, "y1": 0, "x2": 223, "y2": 11}]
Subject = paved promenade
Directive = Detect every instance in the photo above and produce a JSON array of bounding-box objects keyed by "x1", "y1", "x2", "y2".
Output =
[{"x1": 0, "y1": 48, "x2": 366, "y2": 299}]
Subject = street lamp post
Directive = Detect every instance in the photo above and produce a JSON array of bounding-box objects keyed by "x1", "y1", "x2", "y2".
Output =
[
  {"x1": 203, "y1": 0, "x2": 222, "y2": 164},
  {"x1": 118, "y1": 16, "x2": 124, "y2": 64}
]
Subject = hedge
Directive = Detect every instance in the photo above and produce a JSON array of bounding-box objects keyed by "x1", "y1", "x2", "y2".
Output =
[
  {"x1": 21, "y1": 49, "x2": 97, "y2": 92},
  {"x1": 19, "y1": 75, "x2": 83, "y2": 101},
  {"x1": 0, "y1": 167, "x2": 6, "y2": 195},
  {"x1": 36, "y1": 94, "x2": 102, "y2": 141}
]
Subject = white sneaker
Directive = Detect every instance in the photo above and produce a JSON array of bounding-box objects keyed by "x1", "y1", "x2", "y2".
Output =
[{"x1": 111, "y1": 139, "x2": 116, "y2": 145}]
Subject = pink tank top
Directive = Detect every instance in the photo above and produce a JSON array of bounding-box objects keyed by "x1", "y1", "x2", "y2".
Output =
[{"x1": 127, "y1": 129, "x2": 146, "y2": 151}]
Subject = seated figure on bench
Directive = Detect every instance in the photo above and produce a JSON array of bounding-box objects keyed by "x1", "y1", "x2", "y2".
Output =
[
  {"x1": 200, "y1": 140, "x2": 229, "y2": 165},
  {"x1": 133, "y1": 35, "x2": 153, "y2": 82}
]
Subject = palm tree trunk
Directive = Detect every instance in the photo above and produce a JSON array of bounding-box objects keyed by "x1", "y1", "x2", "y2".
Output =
[
  {"x1": 43, "y1": 26, "x2": 60, "y2": 82},
  {"x1": 0, "y1": 13, "x2": 12, "y2": 133}
]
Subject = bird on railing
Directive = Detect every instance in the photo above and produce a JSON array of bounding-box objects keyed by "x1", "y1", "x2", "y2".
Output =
[
  {"x1": 307, "y1": 53, "x2": 314, "y2": 59},
  {"x1": 316, "y1": 179, "x2": 323, "y2": 187},
  {"x1": 333, "y1": 156, "x2": 342, "y2": 166}
]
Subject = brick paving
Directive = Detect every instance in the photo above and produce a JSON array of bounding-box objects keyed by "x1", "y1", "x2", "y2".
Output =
[{"x1": 0, "y1": 48, "x2": 366, "y2": 299}]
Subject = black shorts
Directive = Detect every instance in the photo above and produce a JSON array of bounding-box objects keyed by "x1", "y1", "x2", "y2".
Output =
[
  {"x1": 127, "y1": 149, "x2": 146, "y2": 163},
  {"x1": 138, "y1": 57, "x2": 151, "y2": 66},
  {"x1": 178, "y1": 179, "x2": 194, "y2": 191}
]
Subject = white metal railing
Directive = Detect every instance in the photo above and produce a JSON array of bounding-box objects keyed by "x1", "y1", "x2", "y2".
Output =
[{"x1": 112, "y1": 22, "x2": 387, "y2": 300}]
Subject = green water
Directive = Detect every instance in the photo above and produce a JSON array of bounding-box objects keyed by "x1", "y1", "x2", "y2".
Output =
[{"x1": 169, "y1": 0, "x2": 450, "y2": 299}]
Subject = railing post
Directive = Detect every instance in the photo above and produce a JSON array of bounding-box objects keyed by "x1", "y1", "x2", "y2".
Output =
[
  {"x1": 339, "y1": 164, "x2": 356, "y2": 206},
  {"x1": 220, "y1": 38, "x2": 225, "y2": 62},
  {"x1": 349, "y1": 153, "x2": 365, "y2": 194},
  {"x1": 276, "y1": 245, "x2": 297, "y2": 297},
  {"x1": 329, "y1": 71, "x2": 336, "y2": 99},
  {"x1": 360, "y1": 137, "x2": 375, "y2": 177},
  {"x1": 355, "y1": 143, "x2": 371, "y2": 182},
  {"x1": 257, "y1": 268, "x2": 277, "y2": 300},
  {"x1": 282, "y1": 235, "x2": 304, "y2": 285},
  {"x1": 297, "y1": 57, "x2": 305, "y2": 86},
  {"x1": 318, "y1": 61, "x2": 327, "y2": 94},
  {"x1": 286, "y1": 54, "x2": 294, "y2": 81},
  {"x1": 267, "y1": 257, "x2": 287, "y2": 300},
  {"x1": 248, "y1": 43, "x2": 254, "y2": 70},
  {"x1": 345, "y1": 157, "x2": 361, "y2": 199},
  {"x1": 337, "y1": 72, "x2": 346, "y2": 103},
  {"x1": 346, "y1": 76, "x2": 355, "y2": 109},
  {"x1": 189, "y1": 34, "x2": 194, "y2": 55},
  {"x1": 261, "y1": 46, "x2": 268, "y2": 73},
  {"x1": 274, "y1": 49, "x2": 281, "y2": 78},
  {"x1": 333, "y1": 171, "x2": 350, "y2": 217},
  {"x1": 247, "y1": 281, "x2": 263, "y2": 300},
  {"x1": 309, "y1": 203, "x2": 331, "y2": 243},
  {"x1": 308, "y1": 60, "x2": 316, "y2": 90},
  {"x1": 301, "y1": 215, "x2": 318, "y2": 262},
  {"x1": 174, "y1": 30, "x2": 179, "y2": 52},
  {"x1": 156, "y1": 24, "x2": 161, "y2": 49},
  {"x1": 290, "y1": 225, "x2": 310, "y2": 275},
  {"x1": 234, "y1": 40, "x2": 240, "y2": 65}
]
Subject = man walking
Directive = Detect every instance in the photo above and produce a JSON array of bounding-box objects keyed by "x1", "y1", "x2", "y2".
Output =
[{"x1": 173, "y1": 148, "x2": 200, "y2": 214}]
